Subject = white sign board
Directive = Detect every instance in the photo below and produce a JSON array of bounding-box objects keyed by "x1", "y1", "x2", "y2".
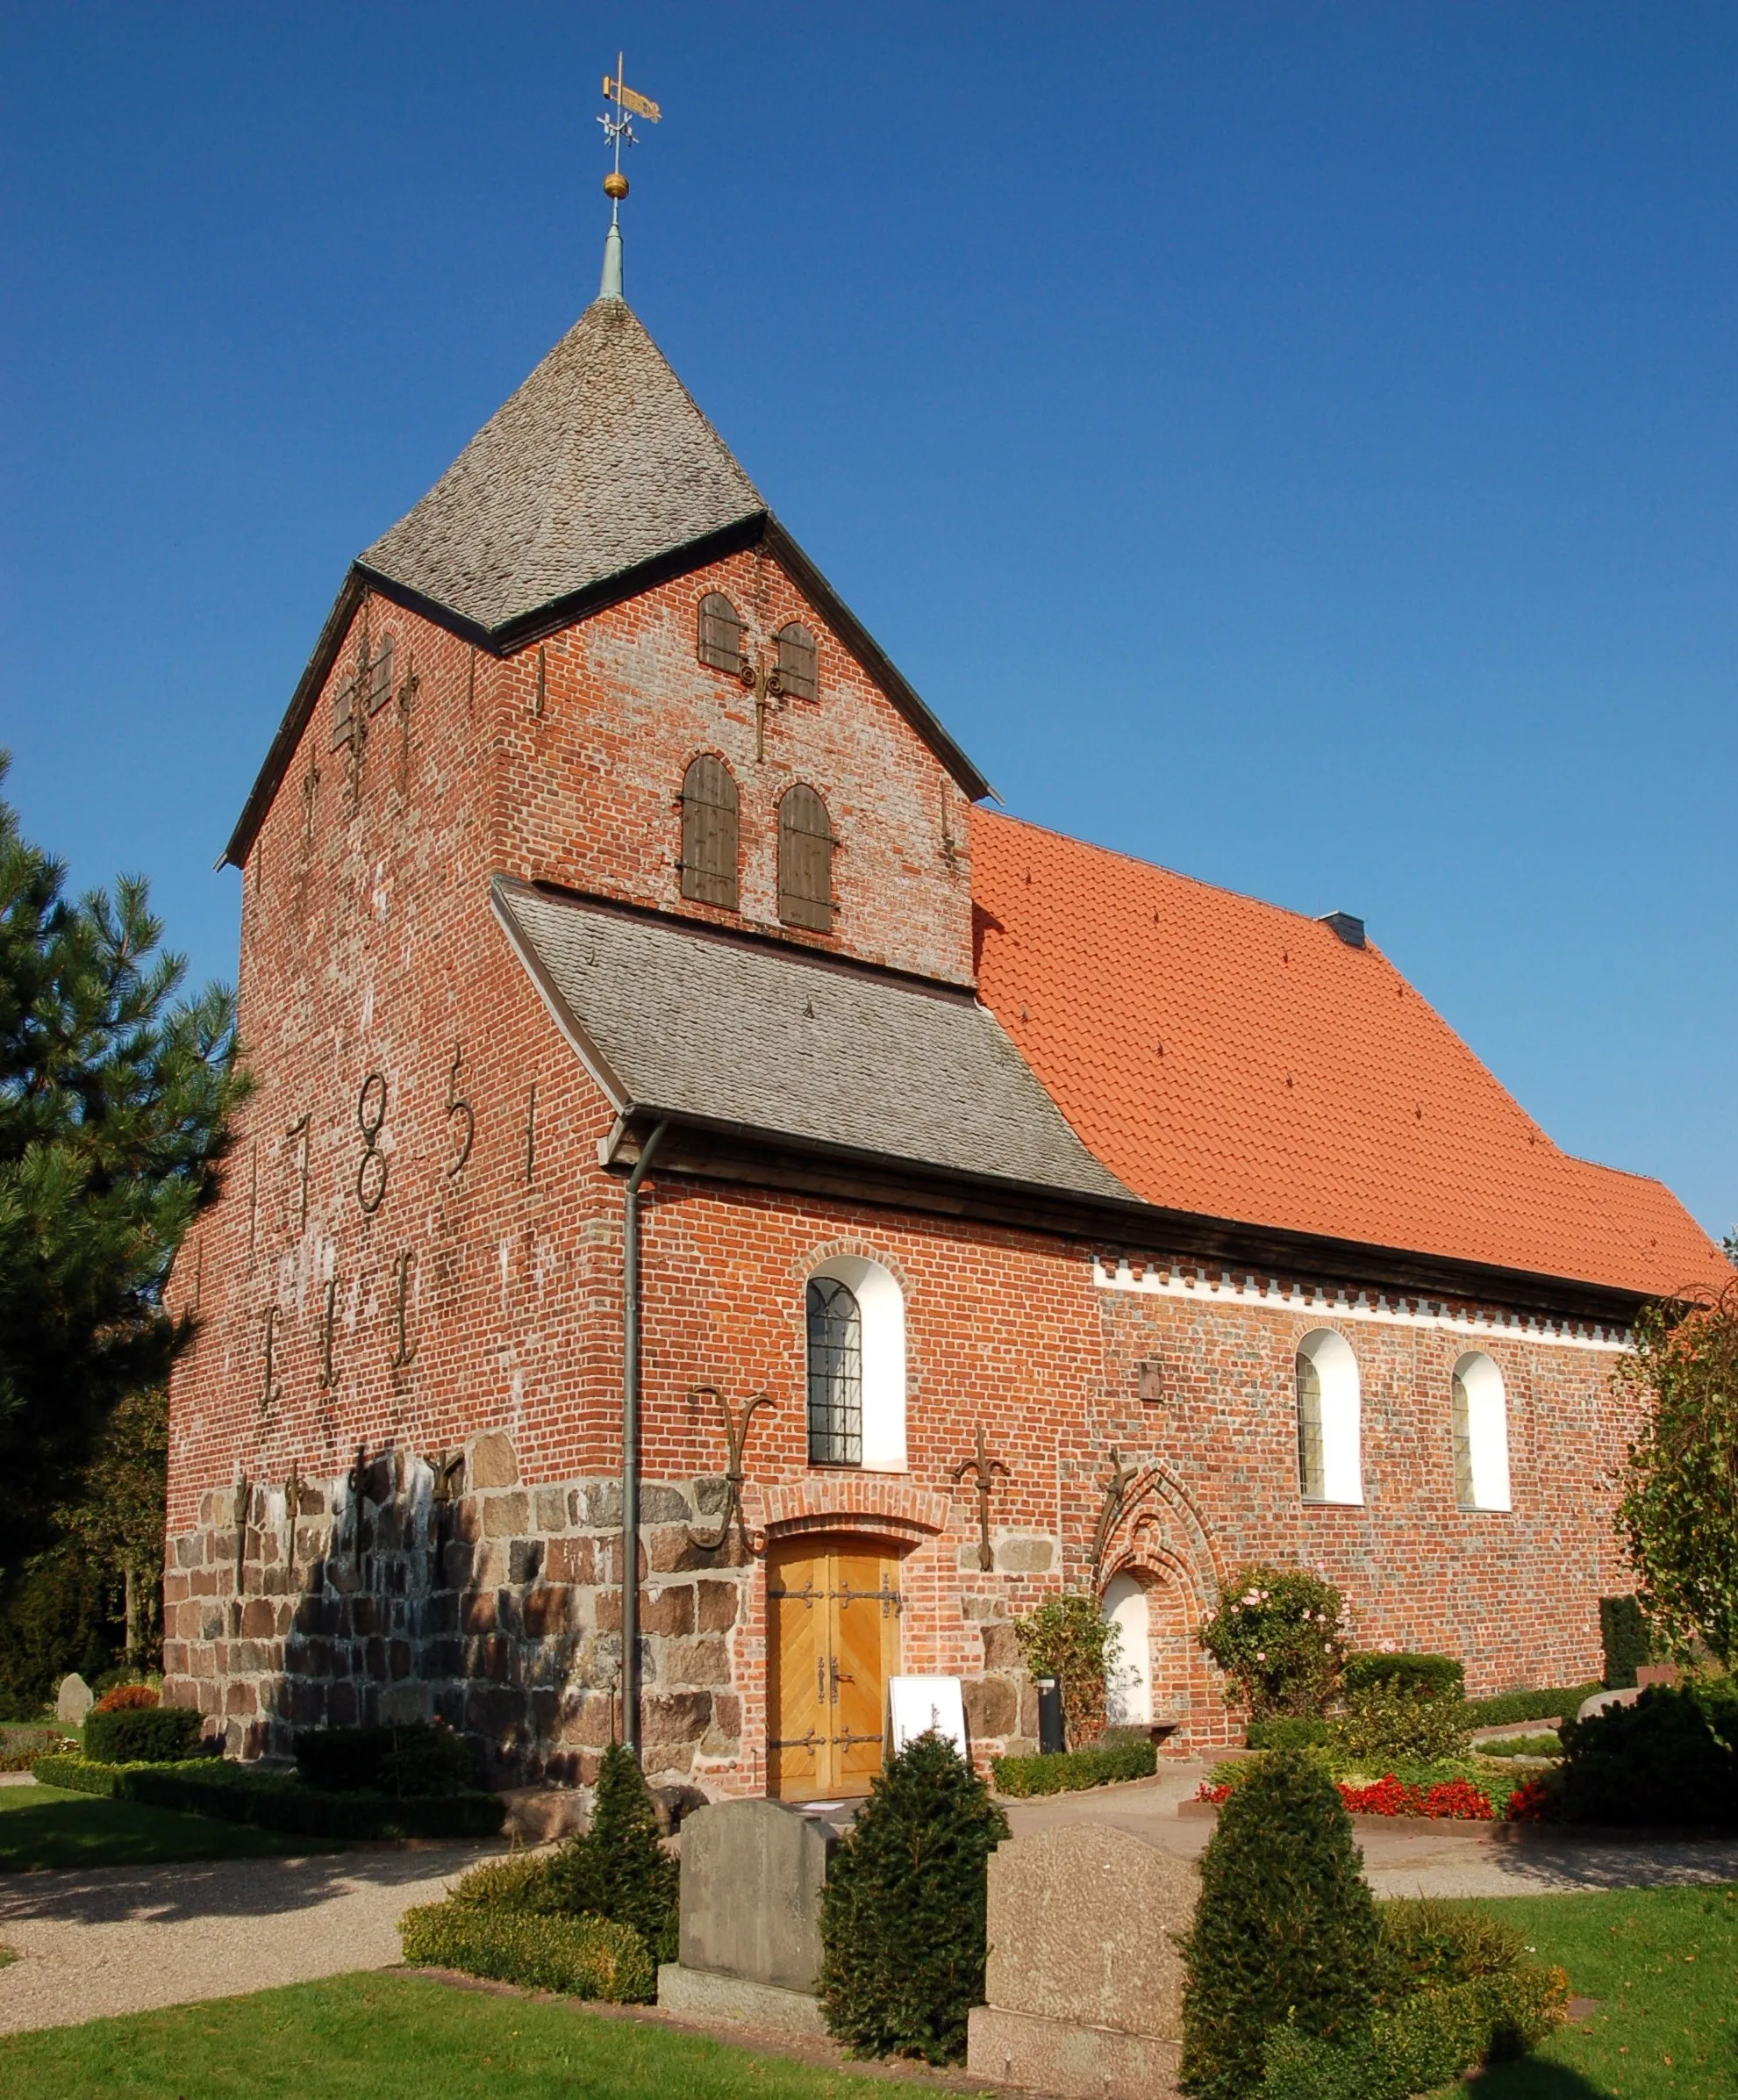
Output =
[{"x1": 888, "y1": 1674, "x2": 969, "y2": 1760}]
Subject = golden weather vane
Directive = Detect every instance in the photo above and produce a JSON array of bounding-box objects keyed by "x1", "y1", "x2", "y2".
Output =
[{"x1": 596, "y1": 54, "x2": 661, "y2": 298}]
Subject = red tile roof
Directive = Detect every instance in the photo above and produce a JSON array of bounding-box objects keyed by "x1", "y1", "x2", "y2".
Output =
[{"x1": 971, "y1": 809, "x2": 1727, "y2": 1302}]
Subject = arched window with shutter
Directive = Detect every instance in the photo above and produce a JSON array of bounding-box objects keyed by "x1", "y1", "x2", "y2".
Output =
[
  {"x1": 778, "y1": 784, "x2": 834, "y2": 931},
  {"x1": 774, "y1": 621, "x2": 818, "y2": 702},
  {"x1": 697, "y1": 593, "x2": 746, "y2": 677},
  {"x1": 680, "y1": 755, "x2": 740, "y2": 910}
]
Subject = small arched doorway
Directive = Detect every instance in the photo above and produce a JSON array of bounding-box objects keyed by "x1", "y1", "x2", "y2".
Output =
[
  {"x1": 766, "y1": 1532, "x2": 903, "y2": 1802},
  {"x1": 1101, "y1": 1570, "x2": 1154, "y2": 1725}
]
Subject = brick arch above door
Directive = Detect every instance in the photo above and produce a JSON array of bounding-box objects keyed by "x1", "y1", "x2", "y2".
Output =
[{"x1": 743, "y1": 1474, "x2": 950, "y2": 1552}]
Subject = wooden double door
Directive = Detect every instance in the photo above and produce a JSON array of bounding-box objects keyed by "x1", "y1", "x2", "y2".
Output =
[{"x1": 767, "y1": 1537, "x2": 902, "y2": 1801}]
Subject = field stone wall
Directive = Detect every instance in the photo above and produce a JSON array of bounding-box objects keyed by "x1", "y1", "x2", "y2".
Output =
[{"x1": 161, "y1": 1431, "x2": 750, "y2": 1785}]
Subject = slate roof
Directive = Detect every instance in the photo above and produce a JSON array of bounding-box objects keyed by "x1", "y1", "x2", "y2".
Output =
[
  {"x1": 971, "y1": 808, "x2": 1729, "y2": 1301},
  {"x1": 491, "y1": 878, "x2": 1136, "y2": 1208},
  {"x1": 361, "y1": 298, "x2": 766, "y2": 636}
]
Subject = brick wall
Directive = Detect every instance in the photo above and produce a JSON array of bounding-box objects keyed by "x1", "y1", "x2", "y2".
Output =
[{"x1": 165, "y1": 555, "x2": 1639, "y2": 1789}]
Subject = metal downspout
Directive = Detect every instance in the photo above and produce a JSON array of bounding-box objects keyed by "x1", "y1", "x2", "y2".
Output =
[{"x1": 620, "y1": 1119, "x2": 669, "y2": 1761}]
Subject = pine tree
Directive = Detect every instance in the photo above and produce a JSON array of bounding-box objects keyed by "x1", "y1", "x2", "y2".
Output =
[
  {"x1": 1181, "y1": 1749, "x2": 1382, "y2": 2100},
  {"x1": 0, "y1": 758, "x2": 244, "y2": 1574},
  {"x1": 543, "y1": 1741, "x2": 679, "y2": 1962},
  {"x1": 819, "y1": 1731, "x2": 1011, "y2": 2063}
]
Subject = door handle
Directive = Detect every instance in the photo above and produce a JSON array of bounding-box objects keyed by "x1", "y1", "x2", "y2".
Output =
[{"x1": 830, "y1": 1656, "x2": 854, "y2": 1701}]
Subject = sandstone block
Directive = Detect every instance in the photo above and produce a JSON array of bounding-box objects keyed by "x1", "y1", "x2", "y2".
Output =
[
  {"x1": 964, "y1": 1674, "x2": 1019, "y2": 1737},
  {"x1": 469, "y1": 1431, "x2": 519, "y2": 1487},
  {"x1": 996, "y1": 1535, "x2": 1056, "y2": 1573},
  {"x1": 483, "y1": 1492, "x2": 530, "y2": 1538},
  {"x1": 696, "y1": 1579, "x2": 740, "y2": 1631}
]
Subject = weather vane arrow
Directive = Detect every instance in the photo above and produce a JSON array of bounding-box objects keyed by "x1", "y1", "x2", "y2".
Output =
[{"x1": 596, "y1": 54, "x2": 661, "y2": 300}]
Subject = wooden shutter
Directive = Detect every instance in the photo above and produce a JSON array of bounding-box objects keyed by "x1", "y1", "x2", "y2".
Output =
[
  {"x1": 778, "y1": 784, "x2": 834, "y2": 931},
  {"x1": 697, "y1": 593, "x2": 746, "y2": 677},
  {"x1": 775, "y1": 622, "x2": 818, "y2": 702},
  {"x1": 368, "y1": 634, "x2": 396, "y2": 715},
  {"x1": 331, "y1": 676, "x2": 357, "y2": 749},
  {"x1": 681, "y1": 755, "x2": 740, "y2": 909}
]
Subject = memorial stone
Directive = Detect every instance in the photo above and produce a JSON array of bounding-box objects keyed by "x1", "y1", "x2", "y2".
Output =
[
  {"x1": 55, "y1": 1674, "x2": 94, "y2": 1726},
  {"x1": 657, "y1": 1796, "x2": 839, "y2": 2035},
  {"x1": 967, "y1": 1822, "x2": 1197, "y2": 2100}
]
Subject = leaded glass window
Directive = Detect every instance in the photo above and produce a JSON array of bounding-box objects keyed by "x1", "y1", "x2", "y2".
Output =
[
  {"x1": 806, "y1": 1276, "x2": 862, "y2": 1466},
  {"x1": 1297, "y1": 1348, "x2": 1326, "y2": 1502},
  {"x1": 1451, "y1": 1370, "x2": 1477, "y2": 1508}
]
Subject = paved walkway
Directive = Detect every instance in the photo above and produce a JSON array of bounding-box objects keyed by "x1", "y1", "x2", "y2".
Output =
[
  {"x1": 1003, "y1": 1760, "x2": 1738, "y2": 1897},
  {"x1": 0, "y1": 1839, "x2": 497, "y2": 2035}
]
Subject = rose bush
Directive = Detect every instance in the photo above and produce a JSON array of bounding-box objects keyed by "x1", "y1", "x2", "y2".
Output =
[{"x1": 1197, "y1": 1566, "x2": 1348, "y2": 1720}]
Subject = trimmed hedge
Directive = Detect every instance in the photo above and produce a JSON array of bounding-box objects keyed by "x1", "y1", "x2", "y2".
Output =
[
  {"x1": 1341, "y1": 1653, "x2": 1463, "y2": 1702},
  {"x1": 399, "y1": 1901, "x2": 653, "y2": 2001},
  {"x1": 31, "y1": 1754, "x2": 506, "y2": 1838},
  {"x1": 294, "y1": 1721, "x2": 480, "y2": 1797},
  {"x1": 991, "y1": 1738, "x2": 1156, "y2": 1797},
  {"x1": 1247, "y1": 1718, "x2": 1332, "y2": 1751},
  {"x1": 84, "y1": 1704, "x2": 203, "y2": 1765},
  {"x1": 1462, "y1": 1684, "x2": 1601, "y2": 1731}
]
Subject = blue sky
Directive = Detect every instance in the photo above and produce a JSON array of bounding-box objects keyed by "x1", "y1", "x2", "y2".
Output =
[{"x1": 3, "y1": 4, "x2": 1733, "y2": 1236}]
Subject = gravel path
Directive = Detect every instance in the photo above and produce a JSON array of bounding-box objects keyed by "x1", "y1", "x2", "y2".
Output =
[
  {"x1": 1003, "y1": 1761, "x2": 1738, "y2": 1897},
  {"x1": 0, "y1": 1841, "x2": 498, "y2": 2035}
]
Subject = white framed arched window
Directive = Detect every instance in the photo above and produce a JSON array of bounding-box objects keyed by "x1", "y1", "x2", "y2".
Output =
[
  {"x1": 1295, "y1": 1329, "x2": 1363, "y2": 1506},
  {"x1": 1451, "y1": 1351, "x2": 1511, "y2": 1511},
  {"x1": 805, "y1": 1256, "x2": 905, "y2": 1471}
]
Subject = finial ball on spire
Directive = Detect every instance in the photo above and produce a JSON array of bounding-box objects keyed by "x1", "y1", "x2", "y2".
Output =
[{"x1": 604, "y1": 171, "x2": 629, "y2": 201}]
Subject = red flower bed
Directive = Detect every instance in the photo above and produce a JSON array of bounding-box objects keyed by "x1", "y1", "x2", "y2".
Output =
[
  {"x1": 1336, "y1": 1774, "x2": 1494, "y2": 1820},
  {"x1": 1504, "y1": 1776, "x2": 1558, "y2": 1823},
  {"x1": 1195, "y1": 1781, "x2": 1233, "y2": 1804}
]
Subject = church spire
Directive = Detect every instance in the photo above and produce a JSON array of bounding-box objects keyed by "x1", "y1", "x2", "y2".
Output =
[{"x1": 596, "y1": 56, "x2": 660, "y2": 305}]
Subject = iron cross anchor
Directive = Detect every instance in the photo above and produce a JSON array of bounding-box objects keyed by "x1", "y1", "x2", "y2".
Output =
[{"x1": 951, "y1": 1424, "x2": 1012, "y2": 1573}]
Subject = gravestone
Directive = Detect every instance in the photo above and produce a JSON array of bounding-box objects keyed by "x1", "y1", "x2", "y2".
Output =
[
  {"x1": 967, "y1": 1822, "x2": 1196, "y2": 2100},
  {"x1": 55, "y1": 1674, "x2": 94, "y2": 1726},
  {"x1": 657, "y1": 1797, "x2": 838, "y2": 2035}
]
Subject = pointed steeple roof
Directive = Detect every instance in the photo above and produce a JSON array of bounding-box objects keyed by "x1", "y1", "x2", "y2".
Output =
[{"x1": 360, "y1": 297, "x2": 766, "y2": 637}]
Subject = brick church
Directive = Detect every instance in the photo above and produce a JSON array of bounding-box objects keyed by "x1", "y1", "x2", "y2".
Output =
[{"x1": 162, "y1": 213, "x2": 1728, "y2": 1797}]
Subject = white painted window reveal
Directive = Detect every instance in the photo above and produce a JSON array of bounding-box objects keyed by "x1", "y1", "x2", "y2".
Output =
[
  {"x1": 807, "y1": 1255, "x2": 907, "y2": 1472},
  {"x1": 1451, "y1": 1350, "x2": 1511, "y2": 1511}
]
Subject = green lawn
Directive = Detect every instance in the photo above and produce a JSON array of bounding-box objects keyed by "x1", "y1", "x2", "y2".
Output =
[
  {"x1": 0, "y1": 1780, "x2": 340, "y2": 1872},
  {"x1": 0, "y1": 1881, "x2": 1729, "y2": 2097},
  {"x1": 1453, "y1": 1884, "x2": 1737, "y2": 2100},
  {"x1": 0, "y1": 1972, "x2": 886, "y2": 2098}
]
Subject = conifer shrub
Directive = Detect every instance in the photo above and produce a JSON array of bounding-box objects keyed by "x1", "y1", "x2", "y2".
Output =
[
  {"x1": 82, "y1": 1702, "x2": 202, "y2": 1764},
  {"x1": 1180, "y1": 1747, "x2": 1380, "y2": 2100},
  {"x1": 819, "y1": 1731, "x2": 1010, "y2": 2063},
  {"x1": 1598, "y1": 1595, "x2": 1656, "y2": 1688},
  {"x1": 542, "y1": 1741, "x2": 679, "y2": 1966},
  {"x1": 1553, "y1": 1681, "x2": 1738, "y2": 1828}
]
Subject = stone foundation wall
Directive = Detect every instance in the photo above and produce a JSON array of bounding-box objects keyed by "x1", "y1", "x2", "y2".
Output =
[{"x1": 161, "y1": 1431, "x2": 753, "y2": 1787}]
